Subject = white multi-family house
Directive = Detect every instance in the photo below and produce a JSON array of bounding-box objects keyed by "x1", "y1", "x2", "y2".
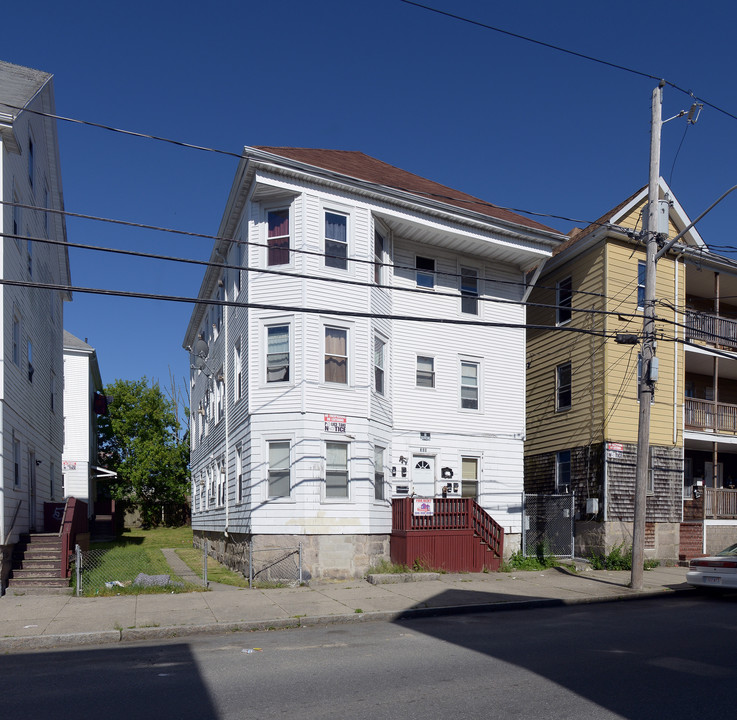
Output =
[
  {"x1": 0, "y1": 61, "x2": 71, "y2": 586},
  {"x1": 183, "y1": 146, "x2": 566, "y2": 579}
]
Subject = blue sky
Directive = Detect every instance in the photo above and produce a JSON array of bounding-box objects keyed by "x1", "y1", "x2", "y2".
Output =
[{"x1": 5, "y1": 0, "x2": 737, "y2": 404}]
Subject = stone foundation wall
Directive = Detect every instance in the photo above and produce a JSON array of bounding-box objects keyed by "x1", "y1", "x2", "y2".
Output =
[
  {"x1": 193, "y1": 531, "x2": 391, "y2": 581},
  {"x1": 574, "y1": 520, "x2": 679, "y2": 563},
  {"x1": 704, "y1": 524, "x2": 737, "y2": 555}
]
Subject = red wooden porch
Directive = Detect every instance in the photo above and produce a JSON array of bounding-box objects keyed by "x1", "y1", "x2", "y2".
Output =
[{"x1": 390, "y1": 498, "x2": 504, "y2": 572}]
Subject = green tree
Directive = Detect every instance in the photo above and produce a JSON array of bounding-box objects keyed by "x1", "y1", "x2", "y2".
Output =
[{"x1": 98, "y1": 378, "x2": 189, "y2": 528}]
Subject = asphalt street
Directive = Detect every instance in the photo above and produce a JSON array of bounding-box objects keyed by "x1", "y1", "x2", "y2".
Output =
[{"x1": 3, "y1": 592, "x2": 735, "y2": 720}]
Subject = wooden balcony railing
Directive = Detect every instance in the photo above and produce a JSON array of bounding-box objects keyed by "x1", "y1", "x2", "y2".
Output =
[
  {"x1": 685, "y1": 398, "x2": 737, "y2": 435},
  {"x1": 686, "y1": 310, "x2": 737, "y2": 350},
  {"x1": 705, "y1": 488, "x2": 737, "y2": 519}
]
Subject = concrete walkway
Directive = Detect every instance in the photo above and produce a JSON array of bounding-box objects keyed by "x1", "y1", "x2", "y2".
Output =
[{"x1": 0, "y1": 564, "x2": 694, "y2": 652}]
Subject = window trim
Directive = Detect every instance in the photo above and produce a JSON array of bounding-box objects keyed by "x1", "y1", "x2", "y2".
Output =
[
  {"x1": 416, "y1": 355, "x2": 435, "y2": 389},
  {"x1": 324, "y1": 209, "x2": 349, "y2": 271},
  {"x1": 460, "y1": 266, "x2": 479, "y2": 316},
  {"x1": 556, "y1": 362, "x2": 572, "y2": 411},
  {"x1": 267, "y1": 439, "x2": 292, "y2": 499},
  {"x1": 323, "y1": 323, "x2": 350, "y2": 386},
  {"x1": 374, "y1": 335, "x2": 386, "y2": 396},
  {"x1": 266, "y1": 206, "x2": 291, "y2": 267},
  {"x1": 460, "y1": 359, "x2": 480, "y2": 411},
  {"x1": 325, "y1": 440, "x2": 350, "y2": 500},
  {"x1": 461, "y1": 455, "x2": 480, "y2": 499},
  {"x1": 556, "y1": 276, "x2": 572, "y2": 325},
  {"x1": 374, "y1": 228, "x2": 386, "y2": 285},
  {"x1": 637, "y1": 260, "x2": 646, "y2": 310},
  {"x1": 265, "y1": 322, "x2": 291, "y2": 385},
  {"x1": 416, "y1": 256, "x2": 435, "y2": 289}
]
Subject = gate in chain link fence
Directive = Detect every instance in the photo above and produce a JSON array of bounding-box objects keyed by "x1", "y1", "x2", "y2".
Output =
[
  {"x1": 74, "y1": 545, "x2": 203, "y2": 596},
  {"x1": 246, "y1": 543, "x2": 302, "y2": 588},
  {"x1": 522, "y1": 493, "x2": 575, "y2": 558}
]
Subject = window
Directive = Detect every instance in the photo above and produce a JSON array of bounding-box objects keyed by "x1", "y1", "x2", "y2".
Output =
[
  {"x1": 556, "y1": 363, "x2": 572, "y2": 411},
  {"x1": 326, "y1": 442, "x2": 349, "y2": 498},
  {"x1": 12, "y1": 313, "x2": 20, "y2": 366},
  {"x1": 557, "y1": 277, "x2": 572, "y2": 325},
  {"x1": 27, "y1": 340, "x2": 34, "y2": 382},
  {"x1": 267, "y1": 325, "x2": 290, "y2": 382},
  {"x1": 374, "y1": 446, "x2": 385, "y2": 501},
  {"x1": 460, "y1": 361, "x2": 479, "y2": 410},
  {"x1": 325, "y1": 211, "x2": 348, "y2": 270},
  {"x1": 268, "y1": 441, "x2": 290, "y2": 498},
  {"x1": 27, "y1": 239, "x2": 33, "y2": 277},
  {"x1": 216, "y1": 370, "x2": 224, "y2": 422},
  {"x1": 28, "y1": 137, "x2": 34, "y2": 189},
  {"x1": 416, "y1": 256, "x2": 435, "y2": 288},
  {"x1": 13, "y1": 433, "x2": 21, "y2": 486},
  {"x1": 461, "y1": 457, "x2": 479, "y2": 499},
  {"x1": 217, "y1": 462, "x2": 226, "y2": 506},
  {"x1": 374, "y1": 230, "x2": 385, "y2": 284},
  {"x1": 374, "y1": 336, "x2": 385, "y2": 395},
  {"x1": 461, "y1": 268, "x2": 479, "y2": 315},
  {"x1": 267, "y1": 209, "x2": 290, "y2": 266},
  {"x1": 556, "y1": 450, "x2": 571, "y2": 493},
  {"x1": 417, "y1": 356, "x2": 435, "y2": 388},
  {"x1": 12, "y1": 190, "x2": 21, "y2": 250},
  {"x1": 234, "y1": 341, "x2": 243, "y2": 400},
  {"x1": 637, "y1": 261, "x2": 646, "y2": 309},
  {"x1": 325, "y1": 327, "x2": 348, "y2": 384},
  {"x1": 236, "y1": 446, "x2": 243, "y2": 504}
]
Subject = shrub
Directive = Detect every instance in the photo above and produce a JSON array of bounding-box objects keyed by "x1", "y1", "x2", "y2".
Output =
[{"x1": 588, "y1": 544, "x2": 659, "y2": 571}]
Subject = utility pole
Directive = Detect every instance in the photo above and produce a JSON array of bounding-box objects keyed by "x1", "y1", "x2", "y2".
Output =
[{"x1": 631, "y1": 80, "x2": 665, "y2": 590}]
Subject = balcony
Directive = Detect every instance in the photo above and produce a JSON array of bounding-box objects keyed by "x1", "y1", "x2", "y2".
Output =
[
  {"x1": 686, "y1": 310, "x2": 737, "y2": 350},
  {"x1": 685, "y1": 398, "x2": 737, "y2": 435}
]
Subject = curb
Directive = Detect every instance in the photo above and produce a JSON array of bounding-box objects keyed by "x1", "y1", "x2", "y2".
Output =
[{"x1": 0, "y1": 584, "x2": 693, "y2": 652}]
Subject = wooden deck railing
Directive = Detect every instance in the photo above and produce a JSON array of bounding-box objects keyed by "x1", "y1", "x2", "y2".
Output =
[
  {"x1": 704, "y1": 488, "x2": 737, "y2": 519},
  {"x1": 59, "y1": 497, "x2": 88, "y2": 578},
  {"x1": 686, "y1": 310, "x2": 737, "y2": 350},
  {"x1": 685, "y1": 398, "x2": 737, "y2": 435}
]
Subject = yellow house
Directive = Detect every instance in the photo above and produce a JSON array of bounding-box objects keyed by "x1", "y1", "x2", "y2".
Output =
[{"x1": 525, "y1": 179, "x2": 737, "y2": 561}]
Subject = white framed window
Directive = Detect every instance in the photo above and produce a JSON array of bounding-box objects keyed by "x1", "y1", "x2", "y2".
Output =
[
  {"x1": 232, "y1": 241, "x2": 243, "y2": 297},
  {"x1": 267, "y1": 208, "x2": 290, "y2": 266},
  {"x1": 325, "y1": 326, "x2": 348, "y2": 384},
  {"x1": 216, "y1": 370, "x2": 224, "y2": 422},
  {"x1": 460, "y1": 267, "x2": 479, "y2": 315},
  {"x1": 234, "y1": 340, "x2": 243, "y2": 400},
  {"x1": 374, "y1": 336, "x2": 385, "y2": 395},
  {"x1": 556, "y1": 450, "x2": 571, "y2": 493},
  {"x1": 217, "y1": 461, "x2": 226, "y2": 507},
  {"x1": 557, "y1": 276, "x2": 572, "y2": 325},
  {"x1": 460, "y1": 361, "x2": 479, "y2": 410},
  {"x1": 268, "y1": 441, "x2": 291, "y2": 498},
  {"x1": 236, "y1": 445, "x2": 244, "y2": 504},
  {"x1": 416, "y1": 256, "x2": 435, "y2": 289},
  {"x1": 326, "y1": 441, "x2": 349, "y2": 499},
  {"x1": 461, "y1": 456, "x2": 479, "y2": 499},
  {"x1": 324, "y1": 211, "x2": 348, "y2": 270},
  {"x1": 266, "y1": 324, "x2": 290, "y2": 383},
  {"x1": 374, "y1": 446, "x2": 385, "y2": 501},
  {"x1": 556, "y1": 363, "x2": 571, "y2": 411},
  {"x1": 207, "y1": 466, "x2": 215, "y2": 507},
  {"x1": 417, "y1": 356, "x2": 435, "y2": 388},
  {"x1": 637, "y1": 260, "x2": 646, "y2": 310},
  {"x1": 13, "y1": 432, "x2": 21, "y2": 487},
  {"x1": 374, "y1": 229, "x2": 385, "y2": 284}
]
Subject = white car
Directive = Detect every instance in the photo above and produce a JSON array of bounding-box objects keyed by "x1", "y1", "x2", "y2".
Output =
[{"x1": 687, "y1": 543, "x2": 737, "y2": 589}]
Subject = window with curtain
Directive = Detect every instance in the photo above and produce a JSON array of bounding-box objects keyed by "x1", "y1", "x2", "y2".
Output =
[
  {"x1": 374, "y1": 336, "x2": 385, "y2": 395},
  {"x1": 461, "y1": 457, "x2": 478, "y2": 499},
  {"x1": 460, "y1": 361, "x2": 479, "y2": 409},
  {"x1": 417, "y1": 356, "x2": 434, "y2": 388},
  {"x1": 374, "y1": 446, "x2": 385, "y2": 501},
  {"x1": 268, "y1": 441, "x2": 291, "y2": 498},
  {"x1": 326, "y1": 442, "x2": 349, "y2": 498},
  {"x1": 267, "y1": 209, "x2": 290, "y2": 266},
  {"x1": 325, "y1": 212, "x2": 348, "y2": 270},
  {"x1": 267, "y1": 325, "x2": 290, "y2": 382},
  {"x1": 325, "y1": 327, "x2": 348, "y2": 384}
]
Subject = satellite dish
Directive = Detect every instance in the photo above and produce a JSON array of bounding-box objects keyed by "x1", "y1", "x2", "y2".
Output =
[{"x1": 193, "y1": 338, "x2": 209, "y2": 370}]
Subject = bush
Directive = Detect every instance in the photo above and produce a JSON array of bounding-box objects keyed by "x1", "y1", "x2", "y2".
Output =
[
  {"x1": 501, "y1": 547, "x2": 559, "y2": 572},
  {"x1": 588, "y1": 544, "x2": 659, "y2": 571}
]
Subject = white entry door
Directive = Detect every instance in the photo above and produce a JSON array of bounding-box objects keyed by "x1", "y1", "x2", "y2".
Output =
[{"x1": 412, "y1": 455, "x2": 435, "y2": 497}]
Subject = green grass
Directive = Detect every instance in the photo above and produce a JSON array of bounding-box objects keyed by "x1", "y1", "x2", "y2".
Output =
[
  {"x1": 367, "y1": 558, "x2": 411, "y2": 574},
  {"x1": 501, "y1": 549, "x2": 560, "y2": 573},
  {"x1": 92, "y1": 525, "x2": 194, "y2": 550},
  {"x1": 587, "y1": 544, "x2": 660, "y2": 571},
  {"x1": 175, "y1": 548, "x2": 249, "y2": 588}
]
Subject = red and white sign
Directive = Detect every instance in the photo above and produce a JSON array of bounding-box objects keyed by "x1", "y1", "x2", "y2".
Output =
[
  {"x1": 324, "y1": 415, "x2": 347, "y2": 433},
  {"x1": 413, "y1": 498, "x2": 434, "y2": 516},
  {"x1": 62, "y1": 461, "x2": 77, "y2": 471}
]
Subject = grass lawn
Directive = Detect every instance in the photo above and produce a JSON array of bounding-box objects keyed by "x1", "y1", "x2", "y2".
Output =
[{"x1": 175, "y1": 548, "x2": 249, "y2": 588}]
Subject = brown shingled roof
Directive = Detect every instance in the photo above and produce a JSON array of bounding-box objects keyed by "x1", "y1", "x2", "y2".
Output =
[{"x1": 253, "y1": 146, "x2": 557, "y2": 234}]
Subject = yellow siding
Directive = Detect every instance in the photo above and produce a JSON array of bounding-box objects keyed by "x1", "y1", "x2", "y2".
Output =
[{"x1": 526, "y1": 244, "x2": 607, "y2": 456}]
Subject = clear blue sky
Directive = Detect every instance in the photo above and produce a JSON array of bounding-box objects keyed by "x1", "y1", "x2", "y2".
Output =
[{"x1": 5, "y1": 0, "x2": 737, "y2": 402}]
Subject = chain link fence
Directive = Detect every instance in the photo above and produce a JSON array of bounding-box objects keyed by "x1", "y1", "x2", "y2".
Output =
[
  {"x1": 523, "y1": 493, "x2": 575, "y2": 558},
  {"x1": 246, "y1": 544, "x2": 303, "y2": 588}
]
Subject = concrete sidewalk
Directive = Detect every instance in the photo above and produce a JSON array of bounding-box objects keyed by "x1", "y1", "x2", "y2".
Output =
[{"x1": 0, "y1": 564, "x2": 693, "y2": 652}]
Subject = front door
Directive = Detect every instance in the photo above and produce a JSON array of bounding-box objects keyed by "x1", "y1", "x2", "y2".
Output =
[{"x1": 412, "y1": 455, "x2": 435, "y2": 497}]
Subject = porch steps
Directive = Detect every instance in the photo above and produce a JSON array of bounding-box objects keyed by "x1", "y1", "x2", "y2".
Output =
[{"x1": 8, "y1": 534, "x2": 71, "y2": 593}]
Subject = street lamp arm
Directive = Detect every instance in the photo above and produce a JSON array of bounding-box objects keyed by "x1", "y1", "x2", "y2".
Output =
[{"x1": 655, "y1": 183, "x2": 737, "y2": 261}]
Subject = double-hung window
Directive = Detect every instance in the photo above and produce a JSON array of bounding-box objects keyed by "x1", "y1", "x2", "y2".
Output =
[
  {"x1": 461, "y1": 267, "x2": 479, "y2": 315},
  {"x1": 637, "y1": 261, "x2": 646, "y2": 309},
  {"x1": 234, "y1": 340, "x2": 243, "y2": 399},
  {"x1": 267, "y1": 209, "x2": 290, "y2": 266},
  {"x1": 326, "y1": 442, "x2": 349, "y2": 498},
  {"x1": 374, "y1": 336, "x2": 385, "y2": 395},
  {"x1": 236, "y1": 445, "x2": 244, "y2": 504},
  {"x1": 325, "y1": 327, "x2": 348, "y2": 384},
  {"x1": 325, "y1": 212, "x2": 348, "y2": 270},
  {"x1": 374, "y1": 230, "x2": 385, "y2": 284},
  {"x1": 13, "y1": 432, "x2": 21, "y2": 486},
  {"x1": 268, "y1": 441, "x2": 290, "y2": 498},
  {"x1": 557, "y1": 277, "x2": 572, "y2": 325},
  {"x1": 460, "y1": 361, "x2": 479, "y2": 410},
  {"x1": 267, "y1": 325, "x2": 290, "y2": 382},
  {"x1": 374, "y1": 446, "x2": 385, "y2": 501},
  {"x1": 417, "y1": 356, "x2": 435, "y2": 388},
  {"x1": 556, "y1": 363, "x2": 572, "y2": 411},
  {"x1": 556, "y1": 450, "x2": 571, "y2": 493},
  {"x1": 416, "y1": 257, "x2": 435, "y2": 289}
]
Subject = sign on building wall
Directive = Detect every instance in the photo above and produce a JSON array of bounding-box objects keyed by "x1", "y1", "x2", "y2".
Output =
[
  {"x1": 324, "y1": 415, "x2": 347, "y2": 433},
  {"x1": 606, "y1": 443, "x2": 624, "y2": 460},
  {"x1": 62, "y1": 461, "x2": 77, "y2": 471},
  {"x1": 413, "y1": 498, "x2": 434, "y2": 516}
]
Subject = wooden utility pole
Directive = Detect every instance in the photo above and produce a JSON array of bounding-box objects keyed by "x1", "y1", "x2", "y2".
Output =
[{"x1": 631, "y1": 80, "x2": 665, "y2": 590}]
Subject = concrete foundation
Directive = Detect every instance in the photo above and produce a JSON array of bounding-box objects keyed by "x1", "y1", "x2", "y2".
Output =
[
  {"x1": 704, "y1": 524, "x2": 737, "y2": 555},
  {"x1": 193, "y1": 531, "x2": 391, "y2": 581},
  {"x1": 574, "y1": 520, "x2": 679, "y2": 564}
]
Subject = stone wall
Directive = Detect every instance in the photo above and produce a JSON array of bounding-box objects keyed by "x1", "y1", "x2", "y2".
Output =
[
  {"x1": 704, "y1": 524, "x2": 737, "y2": 555},
  {"x1": 574, "y1": 519, "x2": 679, "y2": 563}
]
